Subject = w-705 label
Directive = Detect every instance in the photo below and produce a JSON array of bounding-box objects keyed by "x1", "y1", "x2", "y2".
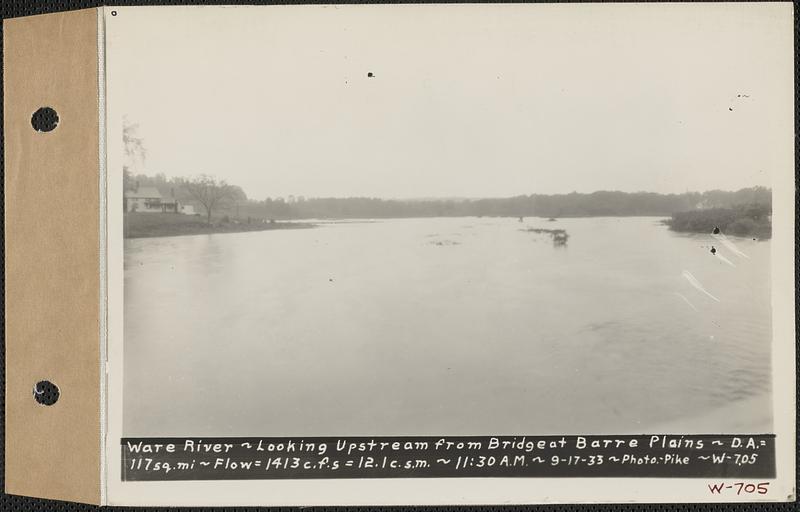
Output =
[{"x1": 707, "y1": 482, "x2": 770, "y2": 496}]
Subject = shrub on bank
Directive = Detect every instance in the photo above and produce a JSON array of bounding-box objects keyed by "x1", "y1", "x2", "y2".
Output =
[{"x1": 666, "y1": 204, "x2": 771, "y2": 238}]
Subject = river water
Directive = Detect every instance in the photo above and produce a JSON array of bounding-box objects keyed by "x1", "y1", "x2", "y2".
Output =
[{"x1": 123, "y1": 217, "x2": 772, "y2": 436}]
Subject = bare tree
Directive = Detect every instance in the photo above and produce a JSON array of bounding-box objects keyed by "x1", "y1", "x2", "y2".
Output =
[
  {"x1": 122, "y1": 118, "x2": 148, "y2": 212},
  {"x1": 183, "y1": 175, "x2": 234, "y2": 225},
  {"x1": 123, "y1": 117, "x2": 146, "y2": 183}
]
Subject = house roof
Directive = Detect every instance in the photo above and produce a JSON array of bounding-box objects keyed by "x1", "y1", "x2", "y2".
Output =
[{"x1": 125, "y1": 187, "x2": 162, "y2": 199}]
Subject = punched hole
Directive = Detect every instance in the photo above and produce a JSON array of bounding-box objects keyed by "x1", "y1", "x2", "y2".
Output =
[
  {"x1": 33, "y1": 380, "x2": 59, "y2": 406},
  {"x1": 31, "y1": 107, "x2": 59, "y2": 132}
]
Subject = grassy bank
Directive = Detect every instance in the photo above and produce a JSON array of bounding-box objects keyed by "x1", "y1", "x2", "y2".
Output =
[
  {"x1": 124, "y1": 213, "x2": 314, "y2": 239},
  {"x1": 664, "y1": 205, "x2": 771, "y2": 239}
]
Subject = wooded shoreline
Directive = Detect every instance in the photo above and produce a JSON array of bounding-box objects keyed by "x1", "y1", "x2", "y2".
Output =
[
  {"x1": 125, "y1": 207, "x2": 771, "y2": 240},
  {"x1": 664, "y1": 205, "x2": 771, "y2": 239}
]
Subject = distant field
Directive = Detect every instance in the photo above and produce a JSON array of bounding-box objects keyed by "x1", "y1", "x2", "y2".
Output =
[{"x1": 123, "y1": 213, "x2": 313, "y2": 238}]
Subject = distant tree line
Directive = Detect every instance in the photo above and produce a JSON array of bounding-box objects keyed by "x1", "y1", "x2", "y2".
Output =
[
  {"x1": 124, "y1": 172, "x2": 770, "y2": 223},
  {"x1": 235, "y1": 187, "x2": 771, "y2": 221}
]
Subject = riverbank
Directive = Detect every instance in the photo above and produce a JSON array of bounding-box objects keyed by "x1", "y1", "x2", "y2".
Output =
[
  {"x1": 124, "y1": 213, "x2": 314, "y2": 239},
  {"x1": 664, "y1": 206, "x2": 771, "y2": 239}
]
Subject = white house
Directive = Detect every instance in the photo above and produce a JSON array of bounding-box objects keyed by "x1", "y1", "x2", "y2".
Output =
[{"x1": 125, "y1": 186, "x2": 180, "y2": 213}]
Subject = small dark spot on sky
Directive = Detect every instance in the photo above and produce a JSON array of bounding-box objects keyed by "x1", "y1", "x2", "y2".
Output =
[
  {"x1": 367, "y1": 72, "x2": 374, "y2": 78},
  {"x1": 710, "y1": 246, "x2": 716, "y2": 255},
  {"x1": 712, "y1": 226, "x2": 720, "y2": 234},
  {"x1": 329, "y1": 278, "x2": 334, "y2": 282},
  {"x1": 728, "y1": 107, "x2": 733, "y2": 111}
]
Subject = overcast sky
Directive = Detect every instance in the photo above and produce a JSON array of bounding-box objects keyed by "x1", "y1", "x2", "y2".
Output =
[{"x1": 106, "y1": 4, "x2": 793, "y2": 200}]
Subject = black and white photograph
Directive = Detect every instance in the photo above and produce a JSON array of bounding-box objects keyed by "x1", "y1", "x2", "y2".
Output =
[{"x1": 102, "y1": 3, "x2": 794, "y2": 504}]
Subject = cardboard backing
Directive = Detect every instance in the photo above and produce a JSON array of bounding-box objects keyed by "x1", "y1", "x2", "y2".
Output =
[{"x1": 4, "y1": 8, "x2": 102, "y2": 504}]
